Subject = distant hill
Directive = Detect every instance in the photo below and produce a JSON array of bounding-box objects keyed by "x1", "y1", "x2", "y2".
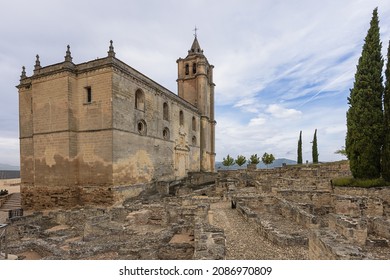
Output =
[
  {"x1": 216, "y1": 158, "x2": 296, "y2": 170},
  {"x1": 0, "y1": 163, "x2": 20, "y2": 171}
]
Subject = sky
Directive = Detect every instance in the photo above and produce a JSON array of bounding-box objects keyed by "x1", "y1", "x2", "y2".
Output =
[{"x1": 1, "y1": 0, "x2": 390, "y2": 167}]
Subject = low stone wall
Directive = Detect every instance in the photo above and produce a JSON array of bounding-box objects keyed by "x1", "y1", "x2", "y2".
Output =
[
  {"x1": 235, "y1": 198, "x2": 309, "y2": 247},
  {"x1": 309, "y1": 229, "x2": 370, "y2": 260},
  {"x1": 218, "y1": 161, "x2": 351, "y2": 194},
  {"x1": 193, "y1": 221, "x2": 225, "y2": 260},
  {"x1": 332, "y1": 194, "x2": 384, "y2": 218},
  {"x1": 275, "y1": 197, "x2": 319, "y2": 229},
  {"x1": 333, "y1": 186, "x2": 390, "y2": 216},
  {"x1": 278, "y1": 190, "x2": 332, "y2": 211},
  {"x1": 328, "y1": 214, "x2": 367, "y2": 246},
  {"x1": 370, "y1": 217, "x2": 390, "y2": 240},
  {"x1": 255, "y1": 216, "x2": 308, "y2": 247}
]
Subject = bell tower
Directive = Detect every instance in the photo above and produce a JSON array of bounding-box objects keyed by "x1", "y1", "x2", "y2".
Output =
[{"x1": 177, "y1": 33, "x2": 216, "y2": 172}]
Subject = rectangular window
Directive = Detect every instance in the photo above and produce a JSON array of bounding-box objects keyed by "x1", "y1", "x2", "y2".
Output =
[{"x1": 86, "y1": 87, "x2": 92, "y2": 103}]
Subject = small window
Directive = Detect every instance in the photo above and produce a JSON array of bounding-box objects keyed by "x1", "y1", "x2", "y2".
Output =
[
  {"x1": 85, "y1": 87, "x2": 92, "y2": 103},
  {"x1": 185, "y1": 64, "x2": 189, "y2": 75},
  {"x1": 192, "y1": 63, "x2": 197, "y2": 74},
  {"x1": 137, "y1": 120, "x2": 147, "y2": 136},
  {"x1": 163, "y1": 102, "x2": 169, "y2": 121},
  {"x1": 192, "y1": 136, "x2": 197, "y2": 146},
  {"x1": 192, "y1": 116, "x2": 196, "y2": 131},
  {"x1": 179, "y1": 110, "x2": 184, "y2": 126},
  {"x1": 135, "y1": 89, "x2": 145, "y2": 111},
  {"x1": 163, "y1": 127, "x2": 170, "y2": 140}
]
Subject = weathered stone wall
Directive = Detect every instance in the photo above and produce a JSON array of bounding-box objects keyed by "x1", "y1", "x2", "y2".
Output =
[
  {"x1": 112, "y1": 69, "x2": 201, "y2": 184},
  {"x1": 21, "y1": 185, "x2": 115, "y2": 210}
]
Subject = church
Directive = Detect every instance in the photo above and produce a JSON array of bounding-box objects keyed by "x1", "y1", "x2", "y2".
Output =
[{"x1": 17, "y1": 36, "x2": 216, "y2": 209}]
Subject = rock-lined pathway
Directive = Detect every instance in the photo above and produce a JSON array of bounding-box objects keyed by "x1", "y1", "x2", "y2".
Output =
[
  {"x1": 0, "y1": 193, "x2": 21, "y2": 223},
  {"x1": 210, "y1": 201, "x2": 308, "y2": 259}
]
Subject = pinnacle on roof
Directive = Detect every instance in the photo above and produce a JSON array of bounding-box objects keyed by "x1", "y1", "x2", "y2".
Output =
[
  {"x1": 64, "y1": 45, "x2": 73, "y2": 62},
  {"x1": 34, "y1": 55, "x2": 41, "y2": 71},
  {"x1": 107, "y1": 40, "x2": 116, "y2": 57},
  {"x1": 20, "y1": 66, "x2": 26, "y2": 80}
]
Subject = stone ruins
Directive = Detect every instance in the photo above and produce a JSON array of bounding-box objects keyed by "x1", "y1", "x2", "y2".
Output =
[{"x1": 2, "y1": 161, "x2": 390, "y2": 260}]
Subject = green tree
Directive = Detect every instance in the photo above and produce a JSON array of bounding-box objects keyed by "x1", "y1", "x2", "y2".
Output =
[
  {"x1": 235, "y1": 155, "x2": 247, "y2": 166},
  {"x1": 222, "y1": 154, "x2": 235, "y2": 166},
  {"x1": 312, "y1": 129, "x2": 319, "y2": 163},
  {"x1": 382, "y1": 40, "x2": 390, "y2": 181},
  {"x1": 249, "y1": 154, "x2": 260, "y2": 165},
  {"x1": 335, "y1": 146, "x2": 347, "y2": 157},
  {"x1": 297, "y1": 131, "x2": 303, "y2": 164},
  {"x1": 262, "y1": 152, "x2": 275, "y2": 168},
  {"x1": 346, "y1": 8, "x2": 384, "y2": 179}
]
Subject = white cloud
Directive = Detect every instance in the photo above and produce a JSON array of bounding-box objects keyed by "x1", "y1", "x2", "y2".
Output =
[
  {"x1": 265, "y1": 104, "x2": 302, "y2": 119},
  {"x1": 248, "y1": 117, "x2": 267, "y2": 127}
]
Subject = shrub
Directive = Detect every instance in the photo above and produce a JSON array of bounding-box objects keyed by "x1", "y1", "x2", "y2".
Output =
[
  {"x1": 332, "y1": 177, "x2": 389, "y2": 187},
  {"x1": 0, "y1": 189, "x2": 9, "y2": 196}
]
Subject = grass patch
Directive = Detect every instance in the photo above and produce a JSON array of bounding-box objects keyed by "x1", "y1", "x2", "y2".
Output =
[{"x1": 332, "y1": 177, "x2": 390, "y2": 187}]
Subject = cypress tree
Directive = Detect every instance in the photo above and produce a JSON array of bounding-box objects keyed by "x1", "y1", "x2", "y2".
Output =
[
  {"x1": 312, "y1": 129, "x2": 319, "y2": 164},
  {"x1": 297, "y1": 131, "x2": 303, "y2": 164},
  {"x1": 382, "y1": 40, "x2": 390, "y2": 181},
  {"x1": 346, "y1": 7, "x2": 384, "y2": 179}
]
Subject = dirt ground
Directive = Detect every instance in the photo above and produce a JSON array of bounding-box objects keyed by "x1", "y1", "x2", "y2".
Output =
[
  {"x1": 0, "y1": 178, "x2": 20, "y2": 193},
  {"x1": 0, "y1": 178, "x2": 20, "y2": 223}
]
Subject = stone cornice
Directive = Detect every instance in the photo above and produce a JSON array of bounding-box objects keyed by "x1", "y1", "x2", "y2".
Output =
[{"x1": 17, "y1": 56, "x2": 199, "y2": 113}]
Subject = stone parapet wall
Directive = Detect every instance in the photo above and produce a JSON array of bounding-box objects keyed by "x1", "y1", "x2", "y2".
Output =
[{"x1": 218, "y1": 161, "x2": 351, "y2": 193}]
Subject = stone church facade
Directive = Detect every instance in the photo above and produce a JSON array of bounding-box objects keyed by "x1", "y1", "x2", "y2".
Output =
[{"x1": 17, "y1": 37, "x2": 216, "y2": 209}]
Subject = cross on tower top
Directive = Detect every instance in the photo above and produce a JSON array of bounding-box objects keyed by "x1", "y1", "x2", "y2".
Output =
[{"x1": 193, "y1": 26, "x2": 198, "y2": 38}]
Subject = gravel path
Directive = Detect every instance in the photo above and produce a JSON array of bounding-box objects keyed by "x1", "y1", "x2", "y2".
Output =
[{"x1": 211, "y1": 201, "x2": 308, "y2": 260}]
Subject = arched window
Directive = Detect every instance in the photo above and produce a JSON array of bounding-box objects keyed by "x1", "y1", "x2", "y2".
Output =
[
  {"x1": 163, "y1": 102, "x2": 169, "y2": 121},
  {"x1": 185, "y1": 64, "x2": 189, "y2": 75},
  {"x1": 137, "y1": 120, "x2": 147, "y2": 136},
  {"x1": 192, "y1": 116, "x2": 196, "y2": 131},
  {"x1": 163, "y1": 127, "x2": 170, "y2": 140},
  {"x1": 135, "y1": 89, "x2": 145, "y2": 111},
  {"x1": 192, "y1": 63, "x2": 197, "y2": 74},
  {"x1": 179, "y1": 110, "x2": 184, "y2": 126}
]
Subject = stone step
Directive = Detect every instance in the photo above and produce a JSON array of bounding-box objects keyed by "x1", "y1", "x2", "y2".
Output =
[{"x1": 0, "y1": 193, "x2": 21, "y2": 211}]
